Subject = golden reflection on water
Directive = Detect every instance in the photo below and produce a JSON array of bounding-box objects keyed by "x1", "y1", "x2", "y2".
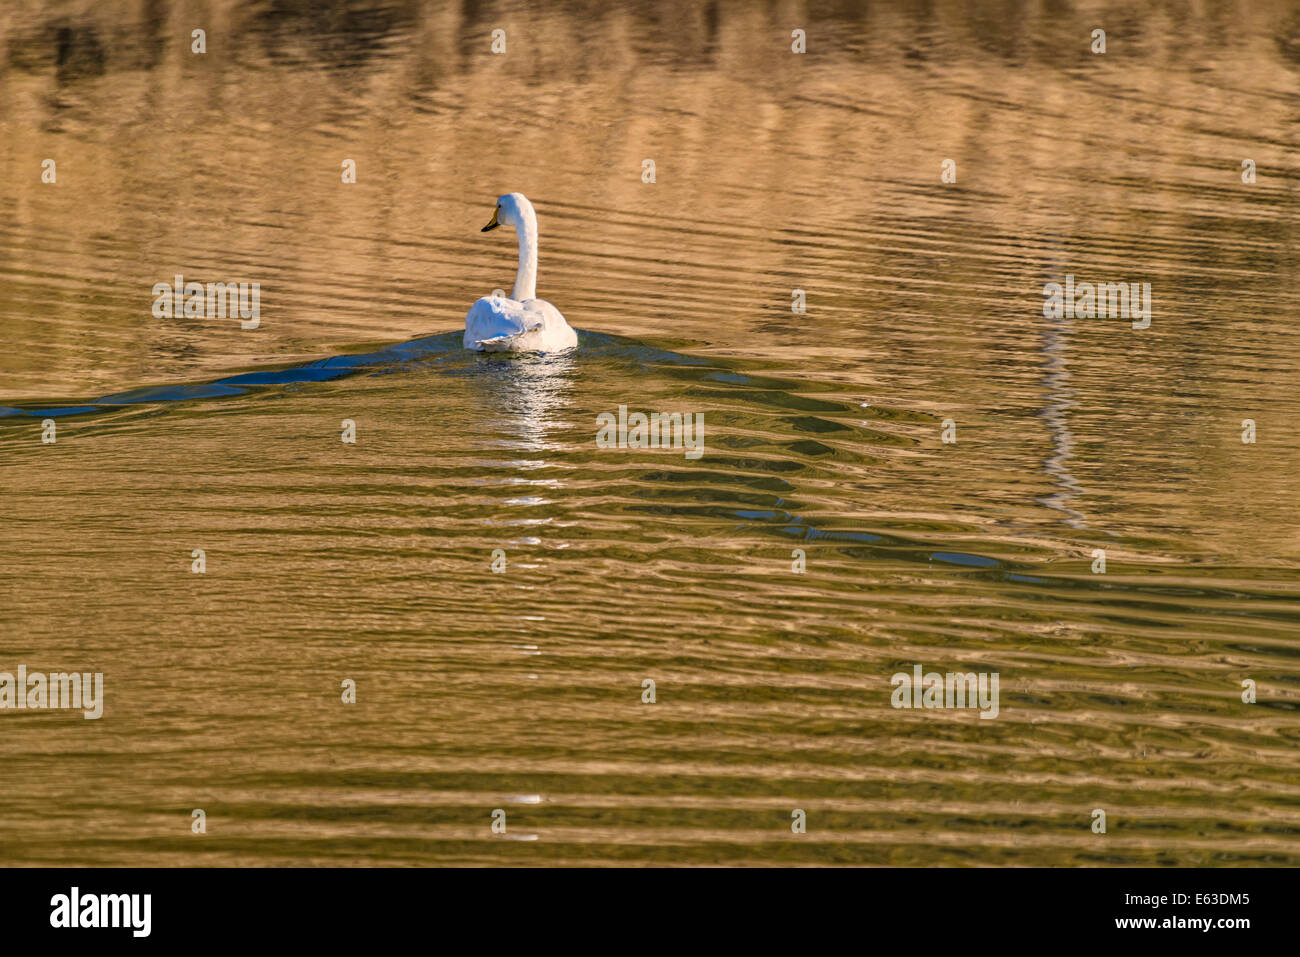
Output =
[{"x1": 1, "y1": 0, "x2": 1300, "y2": 865}]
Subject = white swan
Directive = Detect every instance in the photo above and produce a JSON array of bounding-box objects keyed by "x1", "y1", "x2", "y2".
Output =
[{"x1": 464, "y1": 192, "x2": 577, "y2": 353}]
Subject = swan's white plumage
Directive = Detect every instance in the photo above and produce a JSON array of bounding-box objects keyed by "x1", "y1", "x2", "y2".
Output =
[
  {"x1": 465, "y1": 295, "x2": 576, "y2": 352},
  {"x1": 464, "y1": 192, "x2": 577, "y2": 353}
]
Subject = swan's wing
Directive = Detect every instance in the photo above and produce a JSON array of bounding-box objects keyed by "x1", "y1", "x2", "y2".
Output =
[
  {"x1": 465, "y1": 296, "x2": 543, "y2": 348},
  {"x1": 525, "y1": 299, "x2": 567, "y2": 325}
]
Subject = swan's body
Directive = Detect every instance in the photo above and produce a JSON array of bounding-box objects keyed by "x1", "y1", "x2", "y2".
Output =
[
  {"x1": 465, "y1": 192, "x2": 577, "y2": 353},
  {"x1": 465, "y1": 295, "x2": 575, "y2": 353}
]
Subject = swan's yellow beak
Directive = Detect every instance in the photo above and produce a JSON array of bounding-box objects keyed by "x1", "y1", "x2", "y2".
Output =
[{"x1": 481, "y1": 207, "x2": 501, "y2": 232}]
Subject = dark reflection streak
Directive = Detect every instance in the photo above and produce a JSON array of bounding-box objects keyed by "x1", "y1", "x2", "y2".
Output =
[{"x1": 0, "y1": 332, "x2": 722, "y2": 420}]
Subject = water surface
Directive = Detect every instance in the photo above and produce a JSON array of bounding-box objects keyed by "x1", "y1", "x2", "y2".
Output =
[{"x1": 2, "y1": 0, "x2": 1300, "y2": 865}]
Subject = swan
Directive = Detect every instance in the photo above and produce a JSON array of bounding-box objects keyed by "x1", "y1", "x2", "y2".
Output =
[{"x1": 464, "y1": 192, "x2": 577, "y2": 353}]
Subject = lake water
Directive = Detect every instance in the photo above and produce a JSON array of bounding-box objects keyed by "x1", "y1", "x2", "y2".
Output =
[{"x1": 2, "y1": 0, "x2": 1299, "y2": 866}]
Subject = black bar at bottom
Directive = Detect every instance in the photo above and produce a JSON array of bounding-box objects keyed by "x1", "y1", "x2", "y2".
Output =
[{"x1": 0, "y1": 866, "x2": 1278, "y2": 944}]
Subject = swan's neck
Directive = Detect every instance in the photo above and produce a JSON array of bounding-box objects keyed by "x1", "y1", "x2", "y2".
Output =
[{"x1": 512, "y1": 212, "x2": 538, "y2": 302}]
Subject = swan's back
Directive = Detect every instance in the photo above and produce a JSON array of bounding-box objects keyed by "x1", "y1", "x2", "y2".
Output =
[
  {"x1": 466, "y1": 296, "x2": 538, "y2": 346},
  {"x1": 465, "y1": 296, "x2": 576, "y2": 352}
]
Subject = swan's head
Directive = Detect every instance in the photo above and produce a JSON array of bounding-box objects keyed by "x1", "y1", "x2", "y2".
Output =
[{"x1": 481, "y1": 192, "x2": 534, "y2": 233}]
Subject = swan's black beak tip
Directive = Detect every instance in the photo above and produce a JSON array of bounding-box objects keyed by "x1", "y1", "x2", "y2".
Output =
[{"x1": 481, "y1": 222, "x2": 499, "y2": 232}]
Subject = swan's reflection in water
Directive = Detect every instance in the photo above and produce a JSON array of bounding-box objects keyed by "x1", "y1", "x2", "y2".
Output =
[
  {"x1": 466, "y1": 350, "x2": 578, "y2": 564},
  {"x1": 466, "y1": 351, "x2": 576, "y2": 668},
  {"x1": 470, "y1": 349, "x2": 576, "y2": 454}
]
